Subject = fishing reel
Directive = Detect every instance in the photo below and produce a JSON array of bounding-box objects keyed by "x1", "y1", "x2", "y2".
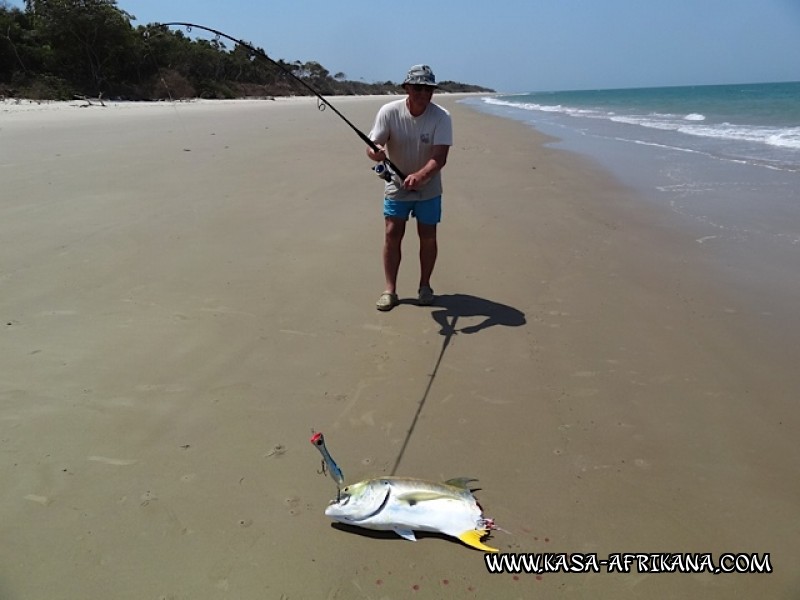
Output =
[{"x1": 372, "y1": 161, "x2": 394, "y2": 183}]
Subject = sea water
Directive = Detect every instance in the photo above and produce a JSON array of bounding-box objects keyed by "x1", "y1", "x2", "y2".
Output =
[
  {"x1": 461, "y1": 81, "x2": 800, "y2": 314},
  {"x1": 456, "y1": 82, "x2": 800, "y2": 314},
  {"x1": 476, "y1": 82, "x2": 800, "y2": 173}
]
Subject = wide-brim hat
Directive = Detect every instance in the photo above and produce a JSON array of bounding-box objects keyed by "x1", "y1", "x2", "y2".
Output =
[{"x1": 402, "y1": 64, "x2": 438, "y2": 88}]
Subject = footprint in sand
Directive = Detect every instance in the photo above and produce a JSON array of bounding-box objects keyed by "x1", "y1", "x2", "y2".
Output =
[
  {"x1": 265, "y1": 444, "x2": 286, "y2": 458},
  {"x1": 135, "y1": 384, "x2": 187, "y2": 393},
  {"x1": 284, "y1": 496, "x2": 303, "y2": 516},
  {"x1": 24, "y1": 494, "x2": 50, "y2": 505},
  {"x1": 88, "y1": 456, "x2": 138, "y2": 466}
]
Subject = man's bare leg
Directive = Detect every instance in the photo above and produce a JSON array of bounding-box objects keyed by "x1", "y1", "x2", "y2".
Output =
[
  {"x1": 417, "y1": 222, "x2": 437, "y2": 303},
  {"x1": 383, "y1": 217, "x2": 407, "y2": 294}
]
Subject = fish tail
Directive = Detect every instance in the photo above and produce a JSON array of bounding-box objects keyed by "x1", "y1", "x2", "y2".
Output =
[{"x1": 458, "y1": 529, "x2": 499, "y2": 553}]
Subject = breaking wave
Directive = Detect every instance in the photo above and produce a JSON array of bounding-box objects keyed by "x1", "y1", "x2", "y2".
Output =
[{"x1": 481, "y1": 97, "x2": 800, "y2": 152}]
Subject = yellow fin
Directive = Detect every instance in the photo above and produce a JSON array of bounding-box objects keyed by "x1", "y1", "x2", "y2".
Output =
[
  {"x1": 396, "y1": 491, "x2": 453, "y2": 505},
  {"x1": 458, "y1": 529, "x2": 499, "y2": 553},
  {"x1": 444, "y1": 477, "x2": 478, "y2": 489}
]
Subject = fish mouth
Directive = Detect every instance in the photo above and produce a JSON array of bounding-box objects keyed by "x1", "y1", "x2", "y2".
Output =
[
  {"x1": 344, "y1": 488, "x2": 391, "y2": 523},
  {"x1": 329, "y1": 491, "x2": 352, "y2": 507}
]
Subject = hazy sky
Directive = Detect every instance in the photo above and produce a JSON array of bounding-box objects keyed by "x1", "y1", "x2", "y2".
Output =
[{"x1": 7, "y1": 0, "x2": 800, "y2": 92}]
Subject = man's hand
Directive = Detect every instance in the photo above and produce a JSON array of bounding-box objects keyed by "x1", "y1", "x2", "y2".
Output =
[
  {"x1": 403, "y1": 172, "x2": 426, "y2": 190},
  {"x1": 366, "y1": 145, "x2": 386, "y2": 162},
  {"x1": 403, "y1": 145, "x2": 449, "y2": 190}
]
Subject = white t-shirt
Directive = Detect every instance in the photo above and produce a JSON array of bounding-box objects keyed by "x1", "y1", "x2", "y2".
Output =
[{"x1": 369, "y1": 98, "x2": 453, "y2": 201}]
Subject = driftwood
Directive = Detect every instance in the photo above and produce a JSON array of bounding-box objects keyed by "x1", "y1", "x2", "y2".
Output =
[{"x1": 74, "y1": 93, "x2": 106, "y2": 107}]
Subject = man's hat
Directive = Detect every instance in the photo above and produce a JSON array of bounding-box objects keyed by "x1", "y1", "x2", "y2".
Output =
[{"x1": 403, "y1": 64, "x2": 438, "y2": 87}]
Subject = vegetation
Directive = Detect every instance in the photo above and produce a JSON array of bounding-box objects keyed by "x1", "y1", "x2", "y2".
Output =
[{"x1": 0, "y1": 0, "x2": 494, "y2": 100}]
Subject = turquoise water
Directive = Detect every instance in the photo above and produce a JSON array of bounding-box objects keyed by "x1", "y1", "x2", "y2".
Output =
[
  {"x1": 461, "y1": 81, "x2": 800, "y2": 306},
  {"x1": 481, "y1": 81, "x2": 800, "y2": 172}
]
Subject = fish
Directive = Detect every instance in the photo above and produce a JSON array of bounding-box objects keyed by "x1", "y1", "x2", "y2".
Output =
[
  {"x1": 310, "y1": 432, "x2": 344, "y2": 492},
  {"x1": 324, "y1": 476, "x2": 499, "y2": 552}
]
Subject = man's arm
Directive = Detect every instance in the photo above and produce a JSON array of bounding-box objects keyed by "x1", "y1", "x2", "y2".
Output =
[{"x1": 404, "y1": 145, "x2": 449, "y2": 190}]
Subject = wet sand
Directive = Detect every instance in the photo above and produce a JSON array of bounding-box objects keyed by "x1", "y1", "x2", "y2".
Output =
[{"x1": 1, "y1": 96, "x2": 798, "y2": 598}]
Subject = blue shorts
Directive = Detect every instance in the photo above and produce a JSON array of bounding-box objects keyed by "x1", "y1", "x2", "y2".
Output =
[{"x1": 384, "y1": 196, "x2": 442, "y2": 225}]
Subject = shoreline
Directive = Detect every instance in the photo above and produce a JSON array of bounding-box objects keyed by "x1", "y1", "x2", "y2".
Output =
[
  {"x1": 1, "y1": 94, "x2": 797, "y2": 599},
  {"x1": 456, "y1": 95, "x2": 800, "y2": 349}
]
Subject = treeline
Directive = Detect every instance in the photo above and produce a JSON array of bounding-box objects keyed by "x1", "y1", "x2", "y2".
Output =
[{"x1": 0, "y1": 0, "x2": 493, "y2": 100}]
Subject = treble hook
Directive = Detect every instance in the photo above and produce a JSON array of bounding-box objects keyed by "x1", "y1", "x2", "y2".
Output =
[{"x1": 310, "y1": 431, "x2": 344, "y2": 500}]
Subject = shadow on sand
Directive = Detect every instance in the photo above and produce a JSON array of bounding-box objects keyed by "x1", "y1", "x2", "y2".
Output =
[
  {"x1": 330, "y1": 522, "x2": 488, "y2": 551},
  {"x1": 429, "y1": 293, "x2": 526, "y2": 336},
  {"x1": 390, "y1": 294, "x2": 526, "y2": 476}
]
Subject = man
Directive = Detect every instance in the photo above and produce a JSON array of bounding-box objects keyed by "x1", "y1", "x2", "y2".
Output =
[{"x1": 367, "y1": 64, "x2": 453, "y2": 311}]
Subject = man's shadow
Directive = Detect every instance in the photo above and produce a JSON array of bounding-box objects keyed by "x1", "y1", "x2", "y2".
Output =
[
  {"x1": 428, "y1": 293, "x2": 526, "y2": 336},
  {"x1": 389, "y1": 293, "x2": 526, "y2": 476}
]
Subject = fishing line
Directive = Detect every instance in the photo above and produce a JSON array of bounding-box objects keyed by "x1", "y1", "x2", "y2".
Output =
[
  {"x1": 140, "y1": 29, "x2": 189, "y2": 140},
  {"x1": 390, "y1": 315, "x2": 458, "y2": 476},
  {"x1": 155, "y1": 22, "x2": 406, "y2": 180},
  {"x1": 139, "y1": 28, "x2": 206, "y2": 224}
]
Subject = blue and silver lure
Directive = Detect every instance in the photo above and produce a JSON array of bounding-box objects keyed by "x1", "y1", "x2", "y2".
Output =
[{"x1": 310, "y1": 431, "x2": 344, "y2": 499}]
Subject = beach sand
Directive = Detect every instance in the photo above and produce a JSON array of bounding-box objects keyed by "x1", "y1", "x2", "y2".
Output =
[{"x1": 1, "y1": 95, "x2": 798, "y2": 599}]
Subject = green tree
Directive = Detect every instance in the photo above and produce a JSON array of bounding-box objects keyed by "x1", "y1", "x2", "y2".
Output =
[
  {"x1": 25, "y1": 0, "x2": 134, "y2": 93},
  {"x1": 2, "y1": 5, "x2": 495, "y2": 100},
  {"x1": 1, "y1": 4, "x2": 28, "y2": 79}
]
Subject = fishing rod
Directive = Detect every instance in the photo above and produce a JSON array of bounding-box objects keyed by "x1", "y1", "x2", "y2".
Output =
[{"x1": 158, "y1": 22, "x2": 406, "y2": 181}]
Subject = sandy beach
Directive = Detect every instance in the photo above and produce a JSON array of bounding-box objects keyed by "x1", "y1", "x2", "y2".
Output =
[{"x1": 1, "y1": 95, "x2": 798, "y2": 599}]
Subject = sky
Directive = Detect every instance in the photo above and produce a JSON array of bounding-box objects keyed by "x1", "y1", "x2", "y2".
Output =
[{"x1": 7, "y1": 0, "x2": 800, "y2": 92}]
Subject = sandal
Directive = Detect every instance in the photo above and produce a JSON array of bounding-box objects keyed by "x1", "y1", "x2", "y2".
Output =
[
  {"x1": 417, "y1": 286, "x2": 435, "y2": 306},
  {"x1": 376, "y1": 291, "x2": 399, "y2": 311}
]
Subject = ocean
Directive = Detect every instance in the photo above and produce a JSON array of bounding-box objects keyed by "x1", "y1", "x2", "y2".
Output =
[
  {"x1": 461, "y1": 82, "x2": 800, "y2": 308},
  {"x1": 473, "y1": 81, "x2": 800, "y2": 174}
]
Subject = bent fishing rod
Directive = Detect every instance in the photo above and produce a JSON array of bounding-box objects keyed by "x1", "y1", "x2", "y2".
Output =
[{"x1": 158, "y1": 22, "x2": 406, "y2": 181}]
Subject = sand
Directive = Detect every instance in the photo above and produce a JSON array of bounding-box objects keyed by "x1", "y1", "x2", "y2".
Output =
[{"x1": 1, "y1": 95, "x2": 798, "y2": 599}]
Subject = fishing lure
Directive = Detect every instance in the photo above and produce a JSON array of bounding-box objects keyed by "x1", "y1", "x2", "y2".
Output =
[
  {"x1": 157, "y1": 22, "x2": 406, "y2": 182},
  {"x1": 310, "y1": 431, "x2": 344, "y2": 499}
]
